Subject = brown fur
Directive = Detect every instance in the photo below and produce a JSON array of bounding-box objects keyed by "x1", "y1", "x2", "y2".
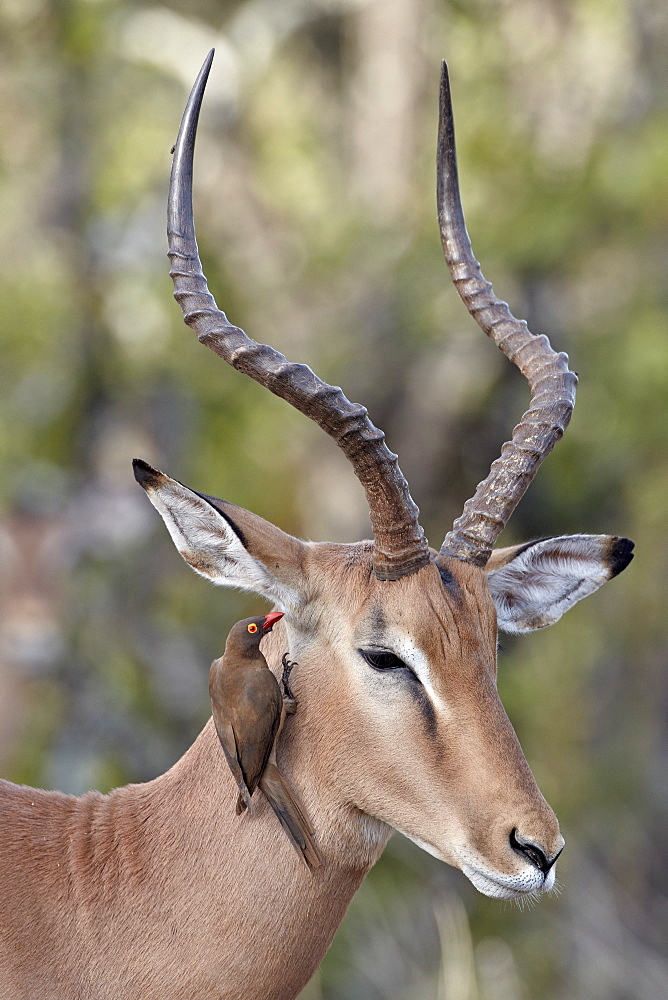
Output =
[{"x1": 0, "y1": 725, "x2": 366, "y2": 1000}]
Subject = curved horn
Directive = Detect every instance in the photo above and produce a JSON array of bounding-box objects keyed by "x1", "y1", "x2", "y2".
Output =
[
  {"x1": 167, "y1": 51, "x2": 430, "y2": 581},
  {"x1": 437, "y1": 61, "x2": 578, "y2": 567}
]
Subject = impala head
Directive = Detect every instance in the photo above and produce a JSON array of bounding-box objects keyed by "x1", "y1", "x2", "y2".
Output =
[{"x1": 134, "y1": 52, "x2": 633, "y2": 899}]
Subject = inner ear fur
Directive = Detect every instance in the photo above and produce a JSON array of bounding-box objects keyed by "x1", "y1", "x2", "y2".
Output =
[
  {"x1": 486, "y1": 534, "x2": 634, "y2": 634},
  {"x1": 133, "y1": 460, "x2": 307, "y2": 608},
  {"x1": 198, "y1": 493, "x2": 307, "y2": 587}
]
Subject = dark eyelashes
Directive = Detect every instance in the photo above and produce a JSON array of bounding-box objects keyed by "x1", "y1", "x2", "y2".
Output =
[
  {"x1": 358, "y1": 648, "x2": 420, "y2": 682},
  {"x1": 359, "y1": 649, "x2": 404, "y2": 671}
]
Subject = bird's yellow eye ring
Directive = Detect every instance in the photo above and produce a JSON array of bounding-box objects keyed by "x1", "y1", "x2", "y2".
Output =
[{"x1": 247, "y1": 623, "x2": 258, "y2": 634}]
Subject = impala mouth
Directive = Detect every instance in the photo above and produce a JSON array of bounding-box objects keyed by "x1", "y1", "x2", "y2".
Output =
[
  {"x1": 461, "y1": 861, "x2": 556, "y2": 900},
  {"x1": 398, "y1": 829, "x2": 559, "y2": 899}
]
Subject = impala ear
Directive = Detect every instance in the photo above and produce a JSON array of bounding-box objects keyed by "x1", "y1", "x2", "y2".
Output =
[
  {"x1": 133, "y1": 460, "x2": 307, "y2": 612},
  {"x1": 486, "y1": 534, "x2": 634, "y2": 634}
]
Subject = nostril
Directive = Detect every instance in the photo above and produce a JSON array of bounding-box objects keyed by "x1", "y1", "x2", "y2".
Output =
[{"x1": 509, "y1": 828, "x2": 562, "y2": 875}]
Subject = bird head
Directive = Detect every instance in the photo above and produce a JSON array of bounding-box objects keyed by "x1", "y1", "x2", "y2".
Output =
[{"x1": 230, "y1": 612, "x2": 284, "y2": 650}]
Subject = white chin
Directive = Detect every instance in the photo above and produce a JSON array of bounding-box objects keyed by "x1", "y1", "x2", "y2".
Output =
[
  {"x1": 462, "y1": 863, "x2": 555, "y2": 899},
  {"x1": 398, "y1": 831, "x2": 556, "y2": 900}
]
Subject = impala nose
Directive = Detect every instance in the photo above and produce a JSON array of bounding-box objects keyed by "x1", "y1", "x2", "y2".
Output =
[{"x1": 510, "y1": 829, "x2": 564, "y2": 875}]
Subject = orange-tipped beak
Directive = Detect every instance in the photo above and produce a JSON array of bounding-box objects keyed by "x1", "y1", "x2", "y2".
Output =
[{"x1": 262, "y1": 612, "x2": 284, "y2": 631}]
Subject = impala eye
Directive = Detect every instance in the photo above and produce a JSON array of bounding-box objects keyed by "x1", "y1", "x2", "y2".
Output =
[{"x1": 359, "y1": 649, "x2": 409, "y2": 673}]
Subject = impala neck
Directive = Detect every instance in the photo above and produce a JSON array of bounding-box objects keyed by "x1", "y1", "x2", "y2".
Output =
[{"x1": 138, "y1": 717, "x2": 388, "y2": 1000}]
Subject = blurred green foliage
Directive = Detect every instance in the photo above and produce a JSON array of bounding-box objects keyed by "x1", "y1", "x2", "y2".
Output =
[{"x1": 0, "y1": 1, "x2": 666, "y2": 998}]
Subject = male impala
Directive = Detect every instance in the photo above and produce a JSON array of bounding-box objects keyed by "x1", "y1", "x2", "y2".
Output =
[{"x1": 0, "y1": 53, "x2": 633, "y2": 1000}]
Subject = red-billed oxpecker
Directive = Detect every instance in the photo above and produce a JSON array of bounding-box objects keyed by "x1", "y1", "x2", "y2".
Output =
[{"x1": 209, "y1": 612, "x2": 321, "y2": 870}]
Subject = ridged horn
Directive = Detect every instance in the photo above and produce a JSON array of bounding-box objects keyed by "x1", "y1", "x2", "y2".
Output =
[
  {"x1": 167, "y1": 51, "x2": 430, "y2": 581},
  {"x1": 437, "y1": 61, "x2": 578, "y2": 566}
]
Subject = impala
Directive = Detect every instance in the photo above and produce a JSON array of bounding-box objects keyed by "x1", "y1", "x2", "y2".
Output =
[{"x1": 0, "y1": 52, "x2": 633, "y2": 1000}]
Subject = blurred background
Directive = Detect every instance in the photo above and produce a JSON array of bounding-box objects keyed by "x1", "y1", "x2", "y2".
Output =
[{"x1": 0, "y1": 0, "x2": 666, "y2": 997}]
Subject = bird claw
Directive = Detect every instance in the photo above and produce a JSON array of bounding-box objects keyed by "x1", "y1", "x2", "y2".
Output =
[{"x1": 281, "y1": 652, "x2": 298, "y2": 703}]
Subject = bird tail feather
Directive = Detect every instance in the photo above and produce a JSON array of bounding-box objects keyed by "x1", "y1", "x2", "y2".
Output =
[{"x1": 259, "y1": 762, "x2": 321, "y2": 870}]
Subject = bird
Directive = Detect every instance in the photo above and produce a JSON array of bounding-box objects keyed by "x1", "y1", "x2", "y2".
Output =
[{"x1": 209, "y1": 612, "x2": 321, "y2": 870}]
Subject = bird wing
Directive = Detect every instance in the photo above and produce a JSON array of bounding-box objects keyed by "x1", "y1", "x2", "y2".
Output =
[
  {"x1": 212, "y1": 716, "x2": 253, "y2": 807},
  {"x1": 231, "y1": 668, "x2": 282, "y2": 796}
]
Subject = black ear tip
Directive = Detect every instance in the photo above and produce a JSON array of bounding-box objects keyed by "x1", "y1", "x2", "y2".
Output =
[
  {"x1": 607, "y1": 537, "x2": 635, "y2": 578},
  {"x1": 133, "y1": 458, "x2": 161, "y2": 489}
]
